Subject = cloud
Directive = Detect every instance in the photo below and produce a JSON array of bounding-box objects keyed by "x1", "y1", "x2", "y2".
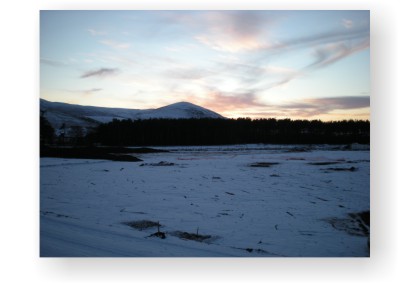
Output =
[
  {"x1": 87, "y1": 29, "x2": 107, "y2": 36},
  {"x1": 195, "y1": 35, "x2": 261, "y2": 53},
  {"x1": 269, "y1": 25, "x2": 369, "y2": 52},
  {"x1": 199, "y1": 89, "x2": 265, "y2": 112},
  {"x1": 160, "y1": 11, "x2": 368, "y2": 54},
  {"x1": 218, "y1": 62, "x2": 264, "y2": 76},
  {"x1": 192, "y1": 12, "x2": 368, "y2": 54},
  {"x1": 307, "y1": 40, "x2": 369, "y2": 70},
  {"x1": 264, "y1": 65, "x2": 298, "y2": 76},
  {"x1": 165, "y1": 67, "x2": 213, "y2": 80},
  {"x1": 197, "y1": 89, "x2": 369, "y2": 119},
  {"x1": 342, "y1": 19, "x2": 353, "y2": 29},
  {"x1": 255, "y1": 38, "x2": 369, "y2": 92},
  {"x1": 100, "y1": 39, "x2": 130, "y2": 49},
  {"x1": 305, "y1": 96, "x2": 370, "y2": 110},
  {"x1": 40, "y1": 58, "x2": 65, "y2": 67},
  {"x1": 80, "y1": 68, "x2": 119, "y2": 78},
  {"x1": 214, "y1": 60, "x2": 302, "y2": 92},
  {"x1": 162, "y1": 11, "x2": 276, "y2": 53},
  {"x1": 213, "y1": 61, "x2": 299, "y2": 89},
  {"x1": 66, "y1": 88, "x2": 103, "y2": 95},
  {"x1": 204, "y1": 92, "x2": 370, "y2": 114},
  {"x1": 241, "y1": 109, "x2": 369, "y2": 120},
  {"x1": 205, "y1": 17, "x2": 369, "y2": 92},
  {"x1": 265, "y1": 96, "x2": 370, "y2": 117},
  {"x1": 196, "y1": 11, "x2": 275, "y2": 52},
  {"x1": 84, "y1": 88, "x2": 102, "y2": 94},
  {"x1": 264, "y1": 74, "x2": 301, "y2": 90}
]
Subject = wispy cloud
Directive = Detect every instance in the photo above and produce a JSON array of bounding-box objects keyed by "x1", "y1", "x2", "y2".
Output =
[
  {"x1": 342, "y1": 19, "x2": 353, "y2": 29},
  {"x1": 197, "y1": 89, "x2": 369, "y2": 119},
  {"x1": 193, "y1": 11, "x2": 276, "y2": 53},
  {"x1": 198, "y1": 16, "x2": 370, "y2": 93},
  {"x1": 242, "y1": 109, "x2": 369, "y2": 120},
  {"x1": 268, "y1": 25, "x2": 369, "y2": 52},
  {"x1": 159, "y1": 11, "x2": 276, "y2": 53},
  {"x1": 41, "y1": 11, "x2": 370, "y2": 120},
  {"x1": 99, "y1": 39, "x2": 130, "y2": 49},
  {"x1": 165, "y1": 67, "x2": 214, "y2": 80},
  {"x1": 307, "y1": 40, "x2": 369, "y2": 70},
  {"x1": 254, "y1": 38, "x2": 369, "y2": 91},
  {"x1": 303, "y1": 96, "x2": 370, "y2": 110},
  {"x1": 260, "y1": 96, "x2": 369, "y2": 118},
  {"x1": 195, "y1": 35, "x2": 262, "y2": 53},
  {"x1": 40, "y1": 58, "x2": 65, "y2": 67},
  {"x1": 66, "y1": 88, "x2": 103, "y2": 95},
  {"x1": 87, "y1": 29, "x2": 107, "y2": 36},
  {"x1": 84, "y1": 88, "x2": 102, "y2": 94},
  {"x1": 80, "y1": 68, "x2": 119, "y2": 78},
  {"x1": 264, "y1": 65, "x2": 298, "y2": 76},
  {"x1": 198, "y1": 89, "x2": 265, "y2": 112}
]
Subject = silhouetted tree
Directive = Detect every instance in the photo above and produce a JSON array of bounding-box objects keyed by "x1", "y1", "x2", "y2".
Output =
[
  {"x1": 69, "y1": 126, "x2": 85, "y2": 145},
  {"x1": 90, "y1": 118, "x2": 370, "y2": 146},
  {"x1": 40, "y1": 115, "x2": 55, "y2": 145}
]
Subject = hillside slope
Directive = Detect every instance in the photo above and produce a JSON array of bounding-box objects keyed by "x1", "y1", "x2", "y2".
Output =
[{"x1": 40, "y1": 99, "x2": 224, "y2": 133}]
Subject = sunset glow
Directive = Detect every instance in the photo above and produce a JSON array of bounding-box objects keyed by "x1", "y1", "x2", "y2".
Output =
[{"x1": 40, "y1": 10, "x2": 370, "y2": 120}]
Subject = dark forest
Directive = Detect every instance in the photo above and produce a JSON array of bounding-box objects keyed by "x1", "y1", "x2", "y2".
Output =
[{"x1": 86, "y1": 118, "x2": 369, "y2": 146}]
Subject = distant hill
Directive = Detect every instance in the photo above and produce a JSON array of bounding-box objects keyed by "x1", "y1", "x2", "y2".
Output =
[{"x1": 40, "y1": 99, "x2": 224, "y2": 135}]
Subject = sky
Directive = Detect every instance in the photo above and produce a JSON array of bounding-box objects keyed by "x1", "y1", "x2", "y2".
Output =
[{"x1": 40, "y1": 10, "x2": 370, "y2": 120}]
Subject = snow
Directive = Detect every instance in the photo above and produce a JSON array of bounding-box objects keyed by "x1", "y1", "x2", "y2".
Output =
[
  {"x1": 85, "y1": 116, "x2": 127, "y2": 124},
  {"x1": 138, "y1": 101, "x2": 224, "y2": 119},
  {"x1": 40, "y1": 99, "x2": 224, "y2": 130},
  {"x1": 40, "y1": 144, "x2": 370, "y2": 257}
]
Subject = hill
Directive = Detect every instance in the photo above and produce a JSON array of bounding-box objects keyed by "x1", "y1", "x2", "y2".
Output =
[{"x1": 40, "y1": 99, "x2": 224, "y2": 134}]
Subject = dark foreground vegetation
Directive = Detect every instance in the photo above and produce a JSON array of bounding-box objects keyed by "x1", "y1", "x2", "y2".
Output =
[
  {"x1": 40, "y1": 146, "x2": 169, "y2": 161},
  {"x1": 40, "y1": 146, "x2": 143, "y2": 161},
  {"x1": 41, "y1": 115, "x2": 369, "y2": 147},
  {"x1": 90, "y1": 118, "x2": 369, "y2": 146}
]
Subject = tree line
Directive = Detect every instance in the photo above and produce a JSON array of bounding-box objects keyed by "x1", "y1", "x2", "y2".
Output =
[{"x1": 86, "y1": 118, "x2": 369, "y2": 146}]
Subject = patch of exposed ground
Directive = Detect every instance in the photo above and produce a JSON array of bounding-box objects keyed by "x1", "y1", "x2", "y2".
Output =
[
  {"x1": 139, "y1": 161, "x2": 175, "y2": 166},
  {"x1": 249, "y1": 162, "x2": 279, "y2": 167},
  {"x1": 40, "y1": 146, "x2": 142, "y2": 162},
  {"x1": 308, "y1": 162, "x2": 340, "y2": 166},
  {"x1": 325, "y1": 211, "x2": 370, "y2": 237},
  {"x1": 122, "y1": 220, "x2": 161, "y2": 231},
  {"x1": 169, "y1": 231, "x2": 213, "y2": 242},
  {"x1": 325, "y1": 167, "x2": 357, "y2": 172}
]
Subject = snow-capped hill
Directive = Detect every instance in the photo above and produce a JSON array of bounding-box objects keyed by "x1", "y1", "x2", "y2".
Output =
[
  {"x1": 40, "y1": 99, "x2": 224, "y2": 132},
  {"x1": 139, "y1": 101, "x2": 224, "y2": 119},
  {"x1": 40, "y1": 99, "x2": 142, "y2": 131}
]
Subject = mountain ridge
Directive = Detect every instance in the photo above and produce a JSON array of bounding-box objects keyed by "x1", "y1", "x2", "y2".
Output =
[{"x1": 40, "y1": 99, "x2": 224, "y2": 133}]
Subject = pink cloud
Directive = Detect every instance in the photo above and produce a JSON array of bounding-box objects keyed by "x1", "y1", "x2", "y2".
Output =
[
  {"x1": 194, "y1": 91, "x2": 370, "y2": 120},
  {"x1": 189, "y1": 11, "x2": 276, "y2": 53},
  {"x1": 193, "y1": 90, "x2": 265, "y2": 113}
]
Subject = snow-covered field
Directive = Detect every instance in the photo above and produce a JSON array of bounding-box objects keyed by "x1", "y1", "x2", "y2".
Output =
[{"x1": 40, "y1": 144, "x2": 370, "y2": 257}]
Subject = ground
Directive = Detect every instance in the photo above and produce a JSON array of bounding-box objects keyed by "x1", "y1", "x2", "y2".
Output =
[{"x1": 40, "y1": 144, "x2": 370, "y2": 257}]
